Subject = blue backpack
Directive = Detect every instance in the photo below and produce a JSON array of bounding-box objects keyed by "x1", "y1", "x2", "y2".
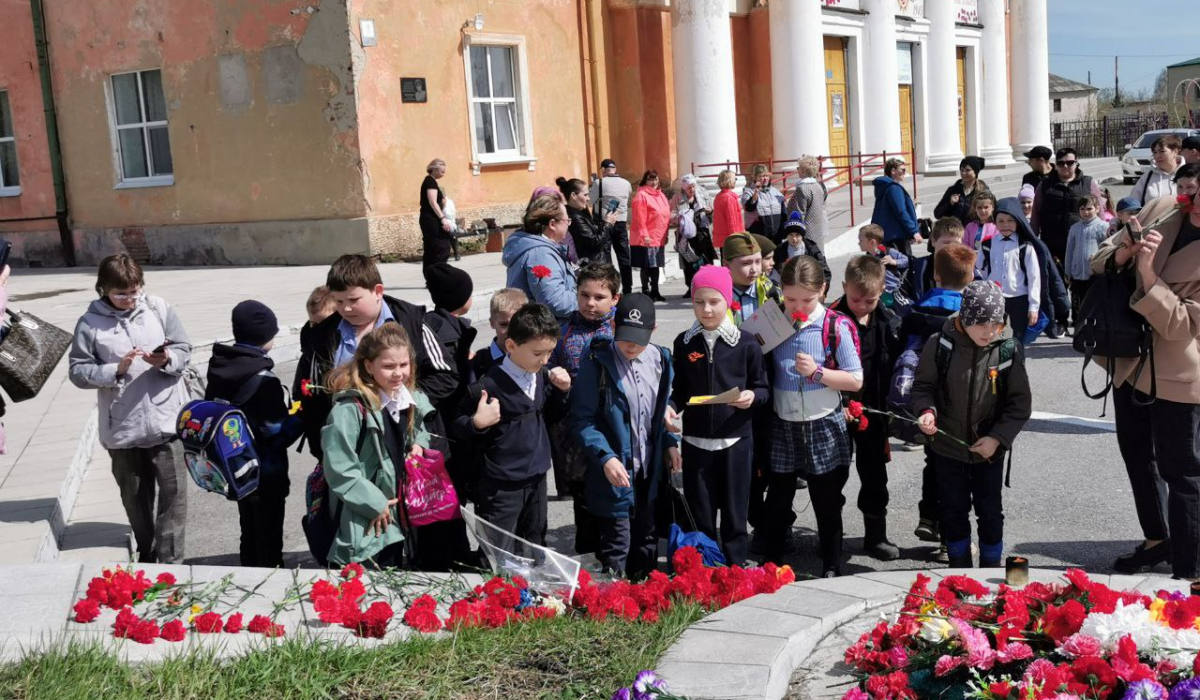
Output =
[
  {"x1": 886, "y1": 348, "x2": 924, "y2": 444},
  {"x1": 175, "y1": 370, "x2": 274, "y2": 501}
]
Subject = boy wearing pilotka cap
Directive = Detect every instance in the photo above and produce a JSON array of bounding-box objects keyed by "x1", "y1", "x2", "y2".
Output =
[
  {"x1": 569, "y1": 294, "x2": 679, "y2": 579},
  {"x1": 723, "y1": 232, "x2": 781, "y2": 326}
]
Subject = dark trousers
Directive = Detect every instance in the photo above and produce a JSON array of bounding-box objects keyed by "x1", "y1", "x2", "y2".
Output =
[
  {"x1": 761, "y1": 471, "x2": 796, "y2": 563},
  {"x1": 934, "y1": 452, "x2": 1004, "y2": 560},
  {"x1": 1114, "y1": 384, "x2": 1200, "y2": 577},
  {"x1": 421, "y1": 222, "x2": 452, "y2": 270},
  {"x1": 1004, "y1": 294, "x2": 1031, "y2": 345},
  {"x1": 408, "y1": 520, "x2": 475, "y2": 572},
  {"x1": 640, "y1": 266, "x2": 661, "y2": 296},
  {"x1": 917, "y1": 445, "x2": 939, "y2": 521},
  {"x1": 681, "y1": 439, "x2": 752, "y2": 566},
  {"x1": 109, "y1": 440, "x2": 187, "y2": 564},
  {"x1": 852, "y1": 412, "x2": 890, "y2": 516},
  {"x1": 612, "y1": 221, "x2": 634, "y2": 295},
  {"x1": 474, "y1": 472, "x2": 549, "y2": 549},
  {"x1": 597, "y1": 468, "x2": 658, "y2": 578},
  {"x1": 1069, "y1": 279, "x2": 1093, "y2": 330},
  {"x1": 548, "y1": 420, "x2": 600, "y2": 554},
  {"x1": 237, "y1": 470, "x2": 289, "y2": 568},
  {"x1": 762, "y1": 465, "x2": 850, "y2": 568}
]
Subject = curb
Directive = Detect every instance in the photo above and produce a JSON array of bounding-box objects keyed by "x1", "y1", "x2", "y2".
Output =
[{"x1": 656, "y1": 568, "x2": 1181, "y2": 700}]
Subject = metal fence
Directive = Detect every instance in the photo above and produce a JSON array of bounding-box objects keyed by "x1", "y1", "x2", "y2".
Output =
[{"x1": 1049, "y1": 112, "x2": 1196, "y2": 158}]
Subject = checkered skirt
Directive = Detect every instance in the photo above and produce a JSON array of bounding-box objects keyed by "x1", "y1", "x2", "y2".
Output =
[{"x1": 768, "y1": 412, "x2": 853, "y2": 477}]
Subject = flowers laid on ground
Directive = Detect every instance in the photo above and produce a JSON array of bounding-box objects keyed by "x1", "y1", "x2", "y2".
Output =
[
  {"x1": 399, "y1": 546, "x2": 796, "y2": 633},
  {"x1": 841, "y1": 570, "x2": 1200, "y2": 700},
  {"x1": 611, "y1": 670, "x2": 689, "y2": 700},
  {"x1": 306, "y1": 563, "x2": 396, "y2": 639}
]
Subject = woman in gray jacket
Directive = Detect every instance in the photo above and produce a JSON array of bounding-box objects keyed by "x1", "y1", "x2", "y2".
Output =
[{"x1": 68, "y1": 254, "x2": 193, "y2": 564}]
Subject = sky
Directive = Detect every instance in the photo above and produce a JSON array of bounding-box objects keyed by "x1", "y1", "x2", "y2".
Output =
[{"x1": 1047, "y1": 0, "x2": 1196, "y2": 96}]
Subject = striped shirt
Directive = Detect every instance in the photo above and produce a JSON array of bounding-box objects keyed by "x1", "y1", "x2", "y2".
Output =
[{"x1": 770, "y1": 305, "x2": 863, "y2": 422}]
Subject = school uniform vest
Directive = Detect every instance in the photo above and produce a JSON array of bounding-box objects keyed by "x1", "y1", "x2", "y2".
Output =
[{"x1": 478, "y1": 365, "x2": 552, "y2": 482}]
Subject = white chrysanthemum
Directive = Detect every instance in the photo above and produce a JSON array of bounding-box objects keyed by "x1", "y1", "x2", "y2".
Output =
[{"x1": 1078, "y1": 601, "x2": 1200, "y2": 667}]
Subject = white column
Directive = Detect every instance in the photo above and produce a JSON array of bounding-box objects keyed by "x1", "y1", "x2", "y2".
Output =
[
  {"x1": 977, "y1": 0, "x2": 1012, "y2": 164},
  {"x1": 924, "y1": 0, "x2": 962, "y2": 171},
  {"x1": 861, "y1": 0, "x2": 902, "y2": 155},
  {"x1": 672, "y1": 0, "x2": 740, "y2": 177},
  {"x1": 1010, "y1": 0, "x2": 1051, "y2": 158},
  {"x1": 770, "y1": 0, "x2": 829, "y2": 163}
]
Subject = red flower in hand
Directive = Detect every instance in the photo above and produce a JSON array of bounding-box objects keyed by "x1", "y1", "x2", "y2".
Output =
[
  {"x1": 878, "y1": 244, "x2": 887, "y2": 253},
  {"x1": 531, "y1": 265, "x2": 552, "y2": 279},
  {"x1": 300, "y1": 379, "x2": 313, "y2": 397},
  {"x1": 847, "y1": 400, "x2": 865, "y2": 419},
  {"x1": 792, "y1": 311, "x2": 809, "y2": 324},
  {"x1": 730, "y1": 301, "x2": 742, "y2": 312},
  {"x1": 1178, "y1": 194, "x2": 1195, "y2": 214},
  {"x1": 858, "y1": 414, "x2": 870, "y2": 432}
]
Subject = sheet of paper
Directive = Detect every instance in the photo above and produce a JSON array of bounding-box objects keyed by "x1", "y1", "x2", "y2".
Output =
[
  {"x1": 687, "y1": 388, "x2": 742, "y2": 406},
  {"x1": 739, "y1": 301, "x2": 796, "y2": 354}
]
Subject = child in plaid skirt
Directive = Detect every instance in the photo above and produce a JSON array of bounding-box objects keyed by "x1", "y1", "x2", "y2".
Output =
[{"x1": 762, "y1": 256, "x2": 863, "y2": 577}]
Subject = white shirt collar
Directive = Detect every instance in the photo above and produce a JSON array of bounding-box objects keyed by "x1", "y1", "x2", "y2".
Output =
[{"x1": 380, "y1": 385, "x2": 415, "y2": 422}]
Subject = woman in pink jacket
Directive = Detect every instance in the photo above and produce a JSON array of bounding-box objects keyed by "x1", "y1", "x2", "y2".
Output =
[
  {"x1": 712, "y1": 169, "x2": 743, "y2": 255},
  {"x1": 630, "y1": 170, "x2": 671, "y2": 302}
]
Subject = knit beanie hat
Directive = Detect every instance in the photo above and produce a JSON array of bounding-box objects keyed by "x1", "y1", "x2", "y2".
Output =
[
  {"x1": 722, "y1": 232, "x2": 761, "y2": 261},
  {"x1": 960, "y1": 281, "x2": 1007, "y2": 327},
  {"x1": 782, "y1": 211, "x2": 807, "y2": 236},
  {"x1": 231, "y1": 300, "x2": 279, "y2": 347},
  {"x1": 751, "y1": 233, "x2": 777, "y2": 257},
  {"x1": 425, "y1": 263, "x2": 474, "y2": 311},
  {"x1": 1018, "y1": 184, "x2": 1036, "y2": 201},
  {"x1": 692, "y1": 265, "x2": 733, "y2": 306},
  {"x1": 960, "y1": 156, "x2": 986, "y2": 177}
]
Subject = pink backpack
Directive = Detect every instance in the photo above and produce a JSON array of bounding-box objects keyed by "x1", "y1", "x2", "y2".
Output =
[{"x1": 401, "y1": 449, "x2": 460, "y2": 528}]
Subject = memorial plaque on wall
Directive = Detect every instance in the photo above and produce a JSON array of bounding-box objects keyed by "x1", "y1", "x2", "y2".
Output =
[{"x1": 401, "y1": 78, "x2": 428, "y2": 103}]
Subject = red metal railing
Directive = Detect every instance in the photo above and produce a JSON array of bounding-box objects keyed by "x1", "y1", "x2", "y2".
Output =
[{"x1": 690, "y1": 150, "x2": 917, "y2": 227}]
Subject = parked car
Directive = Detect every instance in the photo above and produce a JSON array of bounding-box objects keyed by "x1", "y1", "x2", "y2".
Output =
[{"x1": 1121, "y1": 128, "x2": 1200, "y2": 184}]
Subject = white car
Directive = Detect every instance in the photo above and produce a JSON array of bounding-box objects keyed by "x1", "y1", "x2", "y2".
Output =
[{"x1": 1121, "y1": 128, "x2": 1200, "y2": 184}]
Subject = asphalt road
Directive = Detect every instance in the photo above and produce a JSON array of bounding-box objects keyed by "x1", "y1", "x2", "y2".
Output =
[{"x1": 186, "y1": 185, "x2": 1153, "y2": 577}]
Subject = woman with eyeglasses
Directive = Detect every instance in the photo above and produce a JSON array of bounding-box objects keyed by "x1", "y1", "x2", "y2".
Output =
[
  {"x1": 629, "y1": 170, "x2": 671, "y2": 302},
  {"x1": 67, "y1": 253, "x2": 194, "y2": 564},
  {"x1": 502, "y1": 192, "x2": 579, "y2": 320}
]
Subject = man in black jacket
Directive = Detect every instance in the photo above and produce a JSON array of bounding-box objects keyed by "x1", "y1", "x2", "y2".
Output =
[
  {"x1": 1020, "y1": 146, "x2": 1054, "y2": 190},
  {"x1": 296, "y1": 255, "x2": 429, "y2": 459}
]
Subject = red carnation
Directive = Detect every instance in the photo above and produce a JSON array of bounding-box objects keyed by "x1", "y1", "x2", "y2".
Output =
[
  {"x1": 130, "y1": 618, "x2": 160, "y2": 645},
  {"x1": 223, "y1": 613, "x2": 244, "y2": 634},
  {"x1": 310, "y1": 579, "x2": 339, "y2": 603},
  {"x1": 73, "y1": 599, "x2": 101, "y2": 623},
  {"x1": 858, "y1": 415, "x2": 870, "y2": 432},
  {"x1": 264, "y1": 623, "x2": 286, "y2": 638},
  {"x1": 300, "y1": 379, "x2": 313, "y2": 397},
  {"x1": 847, "y1": 401, "x2": 865, "y2": 419},
  {"x1": 729, "y1": 301, "x2": 742, "y2": 312},
  {"x1": 1042, "y1": 600, "x2": 1087, "y2": 642},
  {"x1": 988, "y1": 682, "x2": 1012, "y2": 699},
  {"x1": 161, "y1": 619, "x2": 186, "y2": 642},
  {"x1": 1178, "y1": 194, "x2": 1195, "y2": 213},
  {"x1": 878, "y1": 244, "x2": 887, "y2": 253},
  {"x1": 792, "y1": 310, "x2": 809, "y2": 323},
  {"x1": 155, "y1": 572, "x2": 176, "y2": 586},
  {"x1": 531, "y1": 265, "x2": 552, "y2": 280},
  {"x1": 247, "y1": 614, "x2": 274, "y2": 634},
  {"x1": 192, "y1": 612, "x2": 223, "y2": 634},
  {"x1": 340, "y1": 562, "x2": 365, "y2": 581},
  {"x1": 340, "y1": 577, "x2": 366, "y2": 603}
]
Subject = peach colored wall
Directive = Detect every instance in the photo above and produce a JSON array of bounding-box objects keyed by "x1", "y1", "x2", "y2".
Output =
[
  {"x1": 0, "y1": 0, "x2": 56, "y2": 229},
  {"x1": 635, "y1": 9, "x2": 676, "y2": 183},
  {"x1": 349, "y1": 0, "x2": 590, "y2": 218},
  {"x1": 605, "y1": 6, "x2": 648, "y2": 181},
  {"x1": 731, "y1": 11, "x2": 774, "y2": 165},
  {"x1": 42, "y1": 0, "x2": 366, "y2": 228}
]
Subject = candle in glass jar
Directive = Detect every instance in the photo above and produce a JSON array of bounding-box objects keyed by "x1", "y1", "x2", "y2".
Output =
[{"x1": 1005, "y1": 556, "x2": 1029, "y2": 587}]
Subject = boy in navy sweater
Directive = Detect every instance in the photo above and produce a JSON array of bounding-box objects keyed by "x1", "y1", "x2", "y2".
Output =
[
  {"x1": 206, "y1": 301, "x2": 303, "y2": 568},
  {"x1": 454, "y1": 303, "x2": 571, "y2": 548},
  {"x1": 570, "y1": 294, "x2": 679, "y2": 578}
]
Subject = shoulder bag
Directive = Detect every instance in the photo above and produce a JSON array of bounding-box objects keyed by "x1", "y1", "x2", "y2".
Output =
[{"x1": 0, "y1": 309, "x2": 72, "y2": 402}]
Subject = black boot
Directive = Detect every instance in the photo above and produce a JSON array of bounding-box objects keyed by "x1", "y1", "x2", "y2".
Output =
[
  {"x1": 863, "y1": 514, "x2": 901, "y2": 561},
  {"x1": 1114, "y1": 540, "x2": 1171, "y2": 574},
  {"x1": 948, "y1": 554, "x2": 974, "y2": 568}
]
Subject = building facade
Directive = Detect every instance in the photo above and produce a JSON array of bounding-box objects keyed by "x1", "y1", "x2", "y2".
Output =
[
  {"x1": 1048, "y1": 74, "x2": 1098, "y2": 125},
  {"x1": 0, "y1": 0, "x2": 1050, "y2": 266}
]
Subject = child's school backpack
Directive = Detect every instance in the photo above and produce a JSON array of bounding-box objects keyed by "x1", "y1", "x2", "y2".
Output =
[
  {"x1": 820, "y1": 308, "x2": 861, "y2": 370},
  {"x1": 176, "y1": 400, "x2": 260, "y2": 501},
  {"x1": 886, "y1": 348, "x2": 924, "y2": 443}
]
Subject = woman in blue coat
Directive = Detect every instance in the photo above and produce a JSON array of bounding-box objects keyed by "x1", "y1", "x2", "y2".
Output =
[{"x1": 870, "y1": 159, "x2": 921, "y2": 256}]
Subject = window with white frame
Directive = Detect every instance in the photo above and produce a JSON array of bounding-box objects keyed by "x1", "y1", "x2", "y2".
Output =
[
  {"x1": 110, "y1": 69, "x2": 173, "y2": 185},
  {"x1": 463, "y1": 36, "x2": 535, "y2": 169},
  {"x1": 0, "y1": 91, "x2": 19, "y2": 194}
]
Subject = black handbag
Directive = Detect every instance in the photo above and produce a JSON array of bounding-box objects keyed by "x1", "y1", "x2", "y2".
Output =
[
  {"x1": 0, "y1": 309, "x2": 72, "y2": 402},
  {"x1": 1073, "y1": 257, "x2": 1155, "y2": 405}
]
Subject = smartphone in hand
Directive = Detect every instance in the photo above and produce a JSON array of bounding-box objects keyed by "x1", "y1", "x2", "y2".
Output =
[{"x1": 151, "y1": 341, "x2": 170, "y2": 354}]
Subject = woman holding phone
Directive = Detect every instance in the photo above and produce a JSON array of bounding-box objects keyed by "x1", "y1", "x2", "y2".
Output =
[
  {"x1": 559, "y1": 176, "x2": 617, "y2": 265},
  {"x1": 68, "y1": 254, "x2": 194, "y2": 564}
]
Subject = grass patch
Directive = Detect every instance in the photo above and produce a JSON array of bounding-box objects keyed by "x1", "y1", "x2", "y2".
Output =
[{"x1": 0, "y1": 603, "x2": 704, "y2": 700}]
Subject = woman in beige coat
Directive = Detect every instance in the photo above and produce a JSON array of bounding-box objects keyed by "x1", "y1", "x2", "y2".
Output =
[{"x1": 1092, "y1": 191, "x2": 1200, "y2": 579}]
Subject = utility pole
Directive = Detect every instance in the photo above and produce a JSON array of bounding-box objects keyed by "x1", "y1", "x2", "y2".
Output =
[
  {"x1": 1113, "y1": 55, "x2": 1122, "y2": 107},
  {"x1": 1087, "y1": 70, "x2": 1091, "y2": 86}
]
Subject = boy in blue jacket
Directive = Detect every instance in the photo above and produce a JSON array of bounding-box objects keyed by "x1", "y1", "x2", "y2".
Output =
[{"x1": 569, "y1": 294, "x2": 679, "y2": 579}]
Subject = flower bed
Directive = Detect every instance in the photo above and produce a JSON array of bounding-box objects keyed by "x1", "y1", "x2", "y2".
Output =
[{"x1": 841, "y1": 571, "x2": 1200, "y2": 700}]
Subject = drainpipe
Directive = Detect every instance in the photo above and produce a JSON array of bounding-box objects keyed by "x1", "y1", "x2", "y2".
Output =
[
  {"x1": 29, "y1": 0, "x2": 75, "y2": 266},
  {"x1": 585, "y1": 0, "x2": 610, "y2": 161}
]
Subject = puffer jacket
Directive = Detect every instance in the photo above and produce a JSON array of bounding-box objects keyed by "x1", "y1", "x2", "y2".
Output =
[
  {"x1": 68, "y1": 295, "x2": 193, "y2": 450},
  {"x1": 910, "y1": 317, "x2": 1032, "y2": 464},
  {"x1": 502, "y1": 230, "x2": 578, "y2": 320}
]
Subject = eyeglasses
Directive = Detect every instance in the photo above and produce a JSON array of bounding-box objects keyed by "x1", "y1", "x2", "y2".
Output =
[
  {"x1": 1057, "y1": 161, "x2": 1078, "y2": 167},
  {"x1": 109, "y1": 290, "x2": 142, "y2": 301},
  {"x1": 552, "y1": 217, "x2": 569, "y2": 224}
]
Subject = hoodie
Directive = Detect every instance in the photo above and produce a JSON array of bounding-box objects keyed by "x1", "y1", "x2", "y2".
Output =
[
  {"x1": 870, "y1": 176, "x2": 919, "y2": 244},
  {"x1": 502, "y1": 230, "x2": 578, "y2": 320},
  {"x1": 206, "y1": 343, "x2": 301, "y2": 477},
  {"x1": 1132, "y1": 164, "x2": 1179, "y2": 206},
  {"x1": 69, "y1": 295, "x2": 194, "y2": 450},
  {"x1": 910, "y1": 317, "x2": 1032, "y2": 464}
]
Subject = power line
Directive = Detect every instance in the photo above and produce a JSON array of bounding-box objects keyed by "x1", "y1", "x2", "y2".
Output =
[{"x1": 1050, "y1": 52, "x2": 1198, "y2": 58}]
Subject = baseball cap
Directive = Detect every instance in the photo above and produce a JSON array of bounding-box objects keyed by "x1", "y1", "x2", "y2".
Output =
[
  {"x1": 614, "y1": 293, "x2": 654, "y2": 346},
  {"x1": 1022, "y1": 146, "x2": 1053, "y2": 160},
  {"x1": 1116, "y1": 197, "x2": 1143, "y2": 213},
  {"x1": 600, "y1": 158, "x2": 617, "y2": 169}
]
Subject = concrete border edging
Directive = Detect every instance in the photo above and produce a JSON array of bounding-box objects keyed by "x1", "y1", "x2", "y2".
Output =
[{"x1": 655, "y1": 568, "x2": 1182, "y2": 700}]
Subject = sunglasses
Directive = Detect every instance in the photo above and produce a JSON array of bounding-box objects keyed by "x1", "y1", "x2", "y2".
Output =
[{"x1": 1057, "y1": 161, "x2": 1078, "y2": 167}]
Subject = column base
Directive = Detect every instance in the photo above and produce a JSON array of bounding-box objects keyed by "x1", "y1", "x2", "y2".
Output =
[
  {"x1": 1011, "y1": 143, "x2": 1045, "y2": 162},
  {"x1": 925, "y1": 149, "x2": 966, "y2": 174},
  {"x1": 979, "y1": 146, "x2": 1014, "y2": 167}
]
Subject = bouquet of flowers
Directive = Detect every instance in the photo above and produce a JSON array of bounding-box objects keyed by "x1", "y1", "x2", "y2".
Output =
[{"x1": 841, "y1": 571, "x2": 1200, "y2": 700}]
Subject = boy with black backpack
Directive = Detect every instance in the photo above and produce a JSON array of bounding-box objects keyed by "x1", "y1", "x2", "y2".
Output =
[
  {"x1": 205, "y1": 301, "x2": 303, "y2": 568},
  {"x1": 912, "y1": 281, "x2": 1032, "y2": 568}
]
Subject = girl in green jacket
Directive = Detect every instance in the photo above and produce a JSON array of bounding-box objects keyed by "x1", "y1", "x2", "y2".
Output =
[{"x1": 321, "y1": 324, "x2": 433, "y2": 567}]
